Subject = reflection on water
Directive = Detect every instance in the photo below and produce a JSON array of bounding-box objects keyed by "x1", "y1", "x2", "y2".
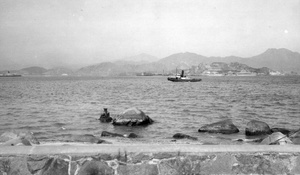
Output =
[{"x1": 0, "y1": 76, "x2": 300, "y2": 144}]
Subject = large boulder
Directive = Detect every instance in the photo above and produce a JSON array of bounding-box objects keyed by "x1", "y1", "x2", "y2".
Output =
[
  {"x1": 173, "y1": 133, "x2": 197, "y2": 140},
  {"x1": 198, "y1": 119, "x2": 239, "y2": 134},
  {"x1": 290, "y1": 130, "x2": 300, "y2": 144},
  {"x1": 261, "y1": 132, "x2": 293, "y2": 145},
  {"x1": 112, "y1": 107, "x2": 153, "y2": 126},
  {"x1": 101, "y1": 131, "x2": 124, "y2": 137},
  {"x1": 245, "y1": 120, "x2": 271, "y2": 136},
  {"x1": 271, "y1": 128, "x2": 291, "y2": 136}
]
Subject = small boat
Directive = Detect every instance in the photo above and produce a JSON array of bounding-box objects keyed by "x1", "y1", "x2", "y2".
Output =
[{"x1": 167, "y1": 70, "x2": 202, "y2": 82}]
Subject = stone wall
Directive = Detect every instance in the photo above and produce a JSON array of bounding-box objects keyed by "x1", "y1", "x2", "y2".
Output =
[{"x1": 0, "y1": 144, "x2": 300, "y2": 175}]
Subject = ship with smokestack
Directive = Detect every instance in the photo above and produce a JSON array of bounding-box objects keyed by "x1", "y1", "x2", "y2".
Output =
[{"x1": 167, "y1": 70, "x2": 202, "y2": 82}]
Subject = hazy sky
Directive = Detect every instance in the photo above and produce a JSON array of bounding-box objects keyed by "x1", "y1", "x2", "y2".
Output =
[{"x1": 0, "y1": 0, "x2": 300, "y2": 69}]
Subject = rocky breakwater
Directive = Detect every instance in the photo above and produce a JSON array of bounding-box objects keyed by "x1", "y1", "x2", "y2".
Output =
[{"x1": 0, "y1": 145, "x2": 300, "y2": 175}]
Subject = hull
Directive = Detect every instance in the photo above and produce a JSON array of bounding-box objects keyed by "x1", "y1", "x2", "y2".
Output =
[{"x1": 167, "y1": 77, "x2": 202, "y2": 82}]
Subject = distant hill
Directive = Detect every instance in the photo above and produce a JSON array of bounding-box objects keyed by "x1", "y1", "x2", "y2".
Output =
[
  {"x1": 157, "y1": 52, "x2": 207, "y2": 71},
  {"x1": 18, "y1": 66, "x2": 48, "y2": 75},
  {"x1": 240, "y1": 48, "x2": 300, "y2": 73},
  {"x1": 152, "y1": 48, "x2": 300, "y2": 73},
  {"x1": 75, "y1": 49, "x2": 300, "y2": 76},
  {"x1": 8, "y1": 48, "x2": 299, "y2": 76},
  {"x1": 114, "y1": 53, "x2": 159, "y2": 65},
  {"x1": 44, "y1": 67, "x2": 74, "y2": 76},
  {"x1": 76, "y1": 62, "x2": 140, "y2": 76},
  {"x1": 189, "y1": 62, "x2": 272, "y2": 75}
]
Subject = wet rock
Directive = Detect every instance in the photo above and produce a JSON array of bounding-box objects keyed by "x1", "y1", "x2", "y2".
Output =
[
  {"x1": 0, "y1": 137, "x2": 31, "y2": 146},
  {"x1": 112, "y1": 107, "x2": 153, "y2": 126},
  {"x1": 290, "y1": 130, "x2": 300, "y2": 144},
  {"x1": 198, "y1": 119, "x2": 239, "y2": 134},
  {"x1": 101, "y1": 131, "x2": 124, "y2": 137},
  {"x1": 271, "y1": 128, "x2": 291, "y2": 136},
  {"x1": 261, "y1": 132, "x2": 293, "y2": 145},
  {"x1": 173, "y1": 133, "x2": 198, "y2": 140},
  {"x1": 245, "y1": 120, "x2": 271, "y2": 136},
  {"x1": 0, "y1": 131, "x2": 39, "y2": 145},
  {"x1": 19, "y1": 131, "x2": 40, "y2": 144},
  {"x1": 126, "y1": 133, "x2": 139, "y2": 138},
  {"x1": 0, "y1": 131, "x2": 18, "y2": 142}
]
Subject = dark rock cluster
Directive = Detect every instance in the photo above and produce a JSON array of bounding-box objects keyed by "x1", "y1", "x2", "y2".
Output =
[{"x1": 197, "y1": 119, "x2": 300, "y2": 145}]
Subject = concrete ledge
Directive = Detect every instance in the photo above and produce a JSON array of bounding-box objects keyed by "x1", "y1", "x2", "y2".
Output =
[
  {"x1": 0, "y1": 144, "x2": 300, "y2": 155},
  {"x1": 1, "y1": 144, "x2": 300, "y2": 174}
]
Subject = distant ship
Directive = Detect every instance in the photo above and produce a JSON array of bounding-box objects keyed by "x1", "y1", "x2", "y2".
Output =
[
  {"x1": 167, "y1": 70, "x2": 202, "y2": 82},
  {"x1": 0, "y1": 71, "x2": 22, "y2": 77}
]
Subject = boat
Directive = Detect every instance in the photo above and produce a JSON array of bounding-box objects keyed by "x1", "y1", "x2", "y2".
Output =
[{"x1": 167, "y1": 70, "x2": 202, "y2": 82}]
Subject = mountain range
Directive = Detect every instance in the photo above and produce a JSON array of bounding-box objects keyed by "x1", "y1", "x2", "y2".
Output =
[{"x1": 1, "y1": 48, "x2": 299, "y2": 76}]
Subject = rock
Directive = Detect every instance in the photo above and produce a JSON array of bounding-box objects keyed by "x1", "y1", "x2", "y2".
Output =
[
  {"x1": 76, "y1": 160, "x2": 114, "y2": 175},
  {"x1": 173, "y1": 133, "x2": 198, "y2": 140},
  {"x1": 245, "y1": 120, "x2": 271, "y2": 136},
  {"x1": 1, "y1": 137, "x2": 32, "y2": 146},
  {"x1": 99, "y1": 115, "x2": 112, "y2": 123},
  {"x1": 198, "y1": 119, "x2": 239, "y2": 134},
  {"x1": 290, "y1": 130, "x2": 300, "y2": 144},
  {"x1": 0, "y1": 131, "x2": 39, "y2": 146},
  {"x1": 233, "y1": 138, "x2": 263, "y2": 143},
  {"x1": 0, "y1": 131, "x2": 18, "y2": 142},
  {"x1": 39, "y1": 158, "x2": 69, "y2": 175},
  {"x1": 19, "y1": 131, "x2": 40, "y2": 144},
  {"x1": 101, "y1": 131, "x2": 124, "y2": 137},
  {"x1": 261, "y1": 132, "x2": 293, "y2": 145},
  {"x1": 271, "y1": 128, "x2": 291, "y2": 136},
  {"x1": 126, "y1": 133, "x2": 139, "y2": 138},
  {"x1": 60, "y1": 134, "x2": 110, "y2": 144},
  {"x1": 4, "y1": 157, "x2": 32, "y2": 175},
  {"x1": 112, "y1": 107, "x2": 154, "y2": 126}
]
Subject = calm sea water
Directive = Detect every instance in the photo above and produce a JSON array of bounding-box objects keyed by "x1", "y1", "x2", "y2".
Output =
[{"x1": 1, "y1": 76, "x2": 300, "y2": 144}]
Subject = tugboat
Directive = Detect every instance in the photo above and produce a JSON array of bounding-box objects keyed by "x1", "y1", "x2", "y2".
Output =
[{"x1": 167, "y1": 70, "x2": 202, "y2": 82}]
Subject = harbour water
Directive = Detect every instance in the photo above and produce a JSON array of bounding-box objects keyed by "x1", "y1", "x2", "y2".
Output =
[{"x1": 0, "y1": 76, "x2": 300, "y2": 144}]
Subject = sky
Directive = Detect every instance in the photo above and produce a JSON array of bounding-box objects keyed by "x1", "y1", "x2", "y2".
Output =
[{"x1": 0, "y1": 0, "x2": 300, "y2": 70}]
